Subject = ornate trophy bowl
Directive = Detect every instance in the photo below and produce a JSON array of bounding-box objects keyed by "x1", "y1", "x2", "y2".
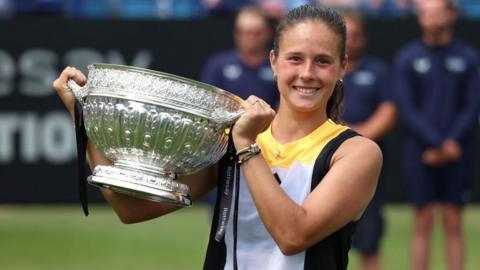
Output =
[{"x1": 68, "y1": 63, "x2": 244, "y2": 206}]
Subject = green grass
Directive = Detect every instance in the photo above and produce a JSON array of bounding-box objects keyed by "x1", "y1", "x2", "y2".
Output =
[
  {"x1": 350, "y1": 205, "x2": 480, "y2": 270},
  {"x1": 0, "y1": 204, "x2": 211, "y2": 270},
  {"x1": 0, "y1": 204, "x2": 479, "y2": 270}
]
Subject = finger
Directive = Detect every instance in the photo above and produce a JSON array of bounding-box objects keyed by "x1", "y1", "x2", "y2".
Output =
[
  {"x1": 253, "y1": 100, "x2": 274, "y2": 122},
  {"x1": 255, "y1": 99, "x2": 270, "y2": 111},
  {"x1": 246, "y1": 95, "x2": 261, "y2": 105},
  {"x1": 245, "y1": 95, "x2": 265, "y2": 108},
  {"x1": 70, "y1": 67, "x2": 87, "y2": 85},
  {"x1": 66, "y1": 67, "x2": 87, "y2": 86},
  {"x1": 53, "y1": 67, "x2": 73, "y2": 90},
  {"x1": 57, "y1": 67, "x2": 86, "y2": 88},
  {"x1": 252, "y1": 99, "x2": 262, "y2": 109},
  {"x1": 253, "y1": 100, "x2": 272, "y2": 118},
  {"x1": 242, "y1": 97, "x2": 260, "y2": 114},
  {"x1": 252, "y1": 101, "x2": 269, "y2": 118},
  {"x1": 268, "y1": 107, "x2": 276, "y2": 119}
]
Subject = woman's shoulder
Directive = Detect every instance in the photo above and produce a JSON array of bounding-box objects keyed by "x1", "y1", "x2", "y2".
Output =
[
  {"x1": 344, "y1": 135, "x2": 382, "y2": 155},
  {"x1": 333, "y1": 134, "x2": 383, "y2": 166}
]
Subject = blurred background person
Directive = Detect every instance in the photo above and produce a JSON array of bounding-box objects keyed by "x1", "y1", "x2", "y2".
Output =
[
  {"x1": 393, "y1": 0, "x2": 480, "y2": 269},
  {"x1": 257, "y1": 0, "x2": 313, "y2": 19},
  {"x1": 368, "y1": 0, "x2": 414, "y2": 16},
  {"x1": 342, "y1": 11, "x2": 397, "y2": 270},
  {"x1": 203, "y1": 0, "x2": 314, "y2": 18},
  {"x1": 201, "y1": 5, "x2": 279, "y2": 107},
  {"x1": 316, "y1": 0, "x2": 415, "y2": 17},
  {"x1": 316, "y1": 0, "x2": 363, "y2": 9},
  {"x1": 203, "y1": 0, "x2": 251, "y2": 14},
  {"x1": 200, "y1": 5, "x2": 279, "y2": 208}
]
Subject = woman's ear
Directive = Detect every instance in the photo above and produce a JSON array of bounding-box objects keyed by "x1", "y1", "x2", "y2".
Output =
[
  {"x1": 269, "y1": 50, "x2": 277, "y2": 76},
  {"x1": 340, "y1": 54, "x2": 348, "y2": 78}
]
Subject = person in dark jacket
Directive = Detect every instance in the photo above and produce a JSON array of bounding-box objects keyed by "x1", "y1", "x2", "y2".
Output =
[
  {"x1": 393, "y1": 1, "x2": 480, "y2": 269},
  {"x1": 201, "y1": 5, "x2": 279, "y2": 108},
  {"x1": 342, "y1": 12, "x2": 397, "y2": 270},
  {"x1": 200, "y1": 5, "x2": 280, "y2": 209}
]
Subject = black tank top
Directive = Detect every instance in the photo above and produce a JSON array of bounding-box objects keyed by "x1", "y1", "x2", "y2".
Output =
[{"x1": 204, "y1": 129, "x2": 360, "y2": 270}]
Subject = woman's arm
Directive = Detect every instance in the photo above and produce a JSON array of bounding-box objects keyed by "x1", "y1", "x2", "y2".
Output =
[
  {"x1": 231, "y1": 96, "x2": 382, "y2": 255},
  {"x1": 240, "y1": 136, "x2": 382, "y2": 255}
]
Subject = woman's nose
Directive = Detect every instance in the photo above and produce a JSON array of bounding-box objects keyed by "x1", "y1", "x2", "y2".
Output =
[{"x1": 299, "y1": 62, "x2": 314, "y2": 81}]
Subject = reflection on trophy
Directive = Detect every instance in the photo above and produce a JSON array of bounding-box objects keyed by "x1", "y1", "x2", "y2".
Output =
[{"x1": 68, "y1": 64, "x2": 244, "y2": 207}]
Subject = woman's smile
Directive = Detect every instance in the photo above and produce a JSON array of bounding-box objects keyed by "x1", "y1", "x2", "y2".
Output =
[{"x1": 293, "y1": 85, "x2": 321, "y2": 95}]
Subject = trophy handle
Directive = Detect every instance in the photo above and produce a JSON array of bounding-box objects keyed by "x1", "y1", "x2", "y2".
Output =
[
  {"x1": 212, "y1": 108, "x2": 246, "y2": 124},
  {"x1": 231, "y1": 109, "x2": 245, "y2": 121},
  {"x1": 67, "y1": 79, "x2": 88, "y2": 106}
]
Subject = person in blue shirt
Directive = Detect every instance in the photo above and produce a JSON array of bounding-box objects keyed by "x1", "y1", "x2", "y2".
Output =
[
  {"x1": 201, "y1": 5, "x2": 280, "y2": 209},
  {"x1": 342, "y1": 12, "x2": 397, "y2": 270},
  {"x1": 201, "y1": 5, "x2": 279, "y2": 108},
  {"x1": 204, "y1": 0, "x2": 252, "y2": 14},
  {"x1": 393, "y1": 1, "x2": 480, "y2": 269}
]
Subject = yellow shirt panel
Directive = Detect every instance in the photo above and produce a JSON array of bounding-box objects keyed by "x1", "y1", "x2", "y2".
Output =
[{"x1": 257, "y1": 119, "x2": 349, "y2": 169}]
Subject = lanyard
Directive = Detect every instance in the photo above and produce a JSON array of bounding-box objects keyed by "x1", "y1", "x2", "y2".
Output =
[
  {"x1": 214, "y1": 133, "x2": 240, "y2": 269},
  {"x1": 74, "y1": 100, "x2": 89, "y2": 216}
]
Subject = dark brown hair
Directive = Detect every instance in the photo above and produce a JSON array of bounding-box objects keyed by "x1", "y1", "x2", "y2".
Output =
[{"x1": 272, "y1": 5, "x2": 346, "y2": 122}]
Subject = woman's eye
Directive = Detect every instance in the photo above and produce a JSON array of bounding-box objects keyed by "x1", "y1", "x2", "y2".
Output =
[
  {"x1": 317, "y1": 59, "x2": 331, "y2": 65},
  {"x1": 288, "y1": 56, "x2": 302, "y2": 62}
]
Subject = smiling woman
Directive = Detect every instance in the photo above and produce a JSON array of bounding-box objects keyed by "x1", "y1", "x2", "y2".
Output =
[
  {"x1": 205, "y1": 5, "x2": 381, "y2": 270},
  {"x1": 52, "y1": 4, "x2": 381, "y2": 270}
]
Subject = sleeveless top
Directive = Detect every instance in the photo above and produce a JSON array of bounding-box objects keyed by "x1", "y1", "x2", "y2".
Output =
[{"x1": 204, "y1": 119, "x2": 359, "y2": 270}]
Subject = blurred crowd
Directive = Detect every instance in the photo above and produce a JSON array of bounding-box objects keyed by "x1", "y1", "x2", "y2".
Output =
[{"x1": 1, "y1": 0, "x2": 480, "y2": 19}]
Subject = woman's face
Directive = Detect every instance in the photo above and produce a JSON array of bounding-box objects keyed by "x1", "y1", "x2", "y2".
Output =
[{"x1": 270, "y1": 20, "x2": 346, "y2": 114}]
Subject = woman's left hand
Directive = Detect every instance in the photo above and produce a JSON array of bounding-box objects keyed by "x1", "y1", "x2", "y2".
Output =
[{"x1": 232, "y1": 95, "x2": 276, "y2": 149}]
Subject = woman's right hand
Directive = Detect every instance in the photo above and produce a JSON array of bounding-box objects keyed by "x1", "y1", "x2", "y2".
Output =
[
  {"x1": 232, "y1": 95, "x2": 275, "y2": 150},
  {"x1": 52, "y1": 66, "x2": 87, "y2": 117}
]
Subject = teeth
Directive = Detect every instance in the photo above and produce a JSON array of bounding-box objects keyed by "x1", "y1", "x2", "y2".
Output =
[{"x1": 295, "y1": 86, "x2": 318, "y2": 93}]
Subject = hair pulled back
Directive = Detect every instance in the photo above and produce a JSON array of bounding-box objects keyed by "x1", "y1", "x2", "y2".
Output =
[{"x1": 272, "y1": 5, "x2": 346, "y2": 122}]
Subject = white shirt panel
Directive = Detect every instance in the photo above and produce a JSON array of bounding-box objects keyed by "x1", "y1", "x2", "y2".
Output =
[{"x1": 224, "y1": 162, "x2": 314, "y2": 270}]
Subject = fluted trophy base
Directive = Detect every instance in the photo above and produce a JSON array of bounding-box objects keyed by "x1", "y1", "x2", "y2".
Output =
[{"x1": 88, "y1": 164, "x2": 192, "y2": 206}]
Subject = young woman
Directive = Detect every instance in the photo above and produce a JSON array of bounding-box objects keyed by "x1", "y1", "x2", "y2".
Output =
[{"x1": 53, "y1": 5, "x2": 381, "y2": 270}]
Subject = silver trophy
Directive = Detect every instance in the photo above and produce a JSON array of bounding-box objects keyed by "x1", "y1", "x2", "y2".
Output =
[{"x1": 68, "y1": 63, "x2": 244, "y2": 206}]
